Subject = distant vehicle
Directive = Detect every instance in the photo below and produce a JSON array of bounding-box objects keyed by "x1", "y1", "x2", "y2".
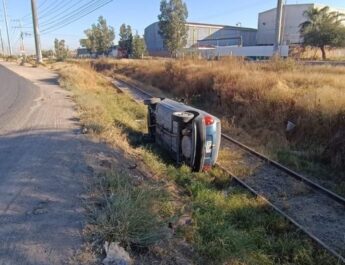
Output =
[{"x1": 144, "y1": 98, "x2": 221, "y2": 172}]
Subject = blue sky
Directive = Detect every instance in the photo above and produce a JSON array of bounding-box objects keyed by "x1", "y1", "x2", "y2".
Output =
[{"x1": 1, "y1": 0, "x2": 344, "y2": 54}]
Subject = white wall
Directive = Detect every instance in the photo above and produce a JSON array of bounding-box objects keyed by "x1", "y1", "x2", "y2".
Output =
[
  {"x1": 109, "y1": 49, "x2": 119, "y2": 58},
  {"x1": 257, "y1": 4, "x2": 345, "y2": 46},
  {"x1": 257, "y1": 4, "x2": 314, "y2": 45},
  {"x1": 199, "y1": 45, "x2": 289, "y2": 58}
]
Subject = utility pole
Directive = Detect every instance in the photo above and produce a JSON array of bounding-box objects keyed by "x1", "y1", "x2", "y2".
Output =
[
  {"x1": 0, "y1": 29, "x2": 4, "y2": 55},
  {"x1": 12, "y1": 19, "x2": 26, "y2": 55},
  {"x1": 273, "y1": 0, "x2": 284, "y2": 57},
  {"x1": 31, "y1": 0, "x2": 42, "y2": 64},
  {"x1": 2, "y1": 0, "x2": 12, "y2": 56}
]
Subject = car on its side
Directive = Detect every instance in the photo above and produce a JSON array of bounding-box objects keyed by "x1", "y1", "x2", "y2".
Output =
[{"x1": 144, "y1": 98, "x2": 221, "y2": 172}]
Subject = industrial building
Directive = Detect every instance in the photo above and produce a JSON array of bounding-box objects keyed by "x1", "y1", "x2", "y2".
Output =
[
  {"x1": 143, "y1": 3, "x2": 345, "y2": 58},
  {"x1": 144, "y1": 22, "x2": 257, "y2": 56},
  {"x1": 257, "y1": 3, "x2": 345, "y2": 46}
]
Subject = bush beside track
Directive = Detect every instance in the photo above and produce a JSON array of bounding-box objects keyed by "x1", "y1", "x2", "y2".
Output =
[{"x1": 90, "y1": 58, "x2": 345, "y2": 196}]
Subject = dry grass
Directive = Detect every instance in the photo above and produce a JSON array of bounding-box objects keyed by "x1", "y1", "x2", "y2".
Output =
[
  {"x1": 91, "y1": 58, "x2": 345, "y2": 189},
  {"x1": 54, "y1": 62, "x2": 193, "y2": 264},
  {"x1": 56, "y1": 61, "x2": 339, "y2": 265},
  {"x1": 55, "y1": 62, "x2": 147, "y2": 155}
]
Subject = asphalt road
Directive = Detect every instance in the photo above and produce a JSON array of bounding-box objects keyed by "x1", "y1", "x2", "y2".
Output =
[
  {"x1": 0, "y1": 65, "x2": 39, "y2": 133},
  {"x1": 0, "y1": 62, "x2": 94, "y2": 265}
]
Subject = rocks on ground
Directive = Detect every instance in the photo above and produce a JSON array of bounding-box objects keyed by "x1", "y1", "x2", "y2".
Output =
[{"x1": 102, "y1": 242, "x2": 132, "y2": 265}]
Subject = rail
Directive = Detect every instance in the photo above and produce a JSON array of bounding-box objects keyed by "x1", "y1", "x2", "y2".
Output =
[{"x1": 112, "y1": 77, "x2": 345, "y2": 263}]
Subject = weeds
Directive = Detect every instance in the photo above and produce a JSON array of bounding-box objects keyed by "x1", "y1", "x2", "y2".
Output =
[
  {"x1": 91, "y1": 58, "x2": 345, "y2": 195},
  {"x1": 91, "y1": 172, "x2": 169, "y2": 248},
  {"x1": 57, "y1": 62, "x2": 338, "y2": 265}
]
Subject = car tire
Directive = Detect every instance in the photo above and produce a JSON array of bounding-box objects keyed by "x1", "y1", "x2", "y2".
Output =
[
  {"x1": 147, "y1": 113, "x2": 155, "y2": 138},
  {"x1": 144, "y1": 97, "x2": 161, "y2": 106},
  {"x1": 172, "y1": 112, "x2": 195, "y2": 123}
]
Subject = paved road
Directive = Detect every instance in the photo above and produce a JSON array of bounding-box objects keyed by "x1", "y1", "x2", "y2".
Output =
[{"x1": 0, "y1": 63, "x2": 94, "y2": 265}]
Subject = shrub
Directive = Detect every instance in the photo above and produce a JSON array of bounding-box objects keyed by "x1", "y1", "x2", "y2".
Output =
[
  {"x1": 92, "y1": 172, "x2": 169, "y2": 248},
  {"x1": 91, "y1": 58, "x2": 345, "y2": 174}
]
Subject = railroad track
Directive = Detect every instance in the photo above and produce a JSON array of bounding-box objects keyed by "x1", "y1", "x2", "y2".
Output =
[{"x1": 112, "y1": 78, "x2": 345, "y2": 263}]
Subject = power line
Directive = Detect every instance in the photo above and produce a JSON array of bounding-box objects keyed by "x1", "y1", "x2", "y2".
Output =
[
  {"x1": 35, "y1": 0, "x2": 68, "y2": 21},
  {"x1": 9, "y1": 26, "x2": 18, "y2": 48},
  {"x1": 41, "y1": 0, "x2": 113, "y2": 35},
  {"x1": 21, "y1": 0, "x2": 52, "y2": 21},
  {"x1": 38, "y1": 0, "x2": 50, "y2": 9},
  {"x1": 24, "y1": 0, "x2": 111, "y2": 30},
  {"x1": 42, "y1": 0, "x2": 113, "y2": 34},
  {"x1": 12, "y1": 19, "x2": 32, "y2": 55},
  {"x1": 39, "y1": 0, "x2": 88, "y2": 24},
  {"x1": 41, "y1": 0, "x2": 100, "y2": 27}
]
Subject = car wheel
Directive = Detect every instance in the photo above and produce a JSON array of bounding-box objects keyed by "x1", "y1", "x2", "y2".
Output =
[{"x1": 144, "y1": 97, "x2": 161, "y2": 105}]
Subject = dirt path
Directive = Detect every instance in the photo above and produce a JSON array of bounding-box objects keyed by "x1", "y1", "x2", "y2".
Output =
[{"x1": 0, "y1": 62, "x2": 109, "y2": 265}]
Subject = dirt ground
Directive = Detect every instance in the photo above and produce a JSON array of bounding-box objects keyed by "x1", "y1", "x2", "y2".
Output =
[{"x1": 0, "y1": 62, "x2": 132, "y2": 265}]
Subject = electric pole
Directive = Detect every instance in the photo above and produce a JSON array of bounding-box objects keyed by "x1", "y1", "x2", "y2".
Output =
[
  {"x1": 12, "y1": 19, "x2": 27, "y2": 55},
  {"x1": 273, "y1": 0, "x2": 284, "y2": 57},
  {"x1": 31, "y1": 0, "x2": 42, "y2": 64},
  {"x1": 0, "y1": 29, "x2": 4, "y2": 55},
  {"x1": 2, "y1": 0, "x2": 12, "y2": 56}
]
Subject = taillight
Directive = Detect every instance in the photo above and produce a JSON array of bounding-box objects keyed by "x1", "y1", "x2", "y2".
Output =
[
  {"x1": 202, "y1": 165, "x2": 212, "y2": 172},
  {"x1": 204, "y1": 115, "x2": 214, "y2": 126}
]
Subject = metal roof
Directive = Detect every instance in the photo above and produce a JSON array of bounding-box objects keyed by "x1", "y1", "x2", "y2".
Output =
[{"x1": 186, "y1": 22, "x2": 257, "y2": 31}]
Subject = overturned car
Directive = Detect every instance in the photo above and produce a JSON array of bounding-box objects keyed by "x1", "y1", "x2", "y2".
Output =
[{"x1": 144, "y1": 98, "x2": 221, "y2": 172}]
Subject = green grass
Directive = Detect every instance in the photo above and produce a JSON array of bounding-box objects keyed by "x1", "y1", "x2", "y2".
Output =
[
  {"x1": 190, "y1": 183, "x2": 335, "y2": 265},
  {"x1": 57, "y1": 62, "x2": 338, "y2": 265},
  {"x1": 90, "y1": 172, "x2": 169, "y2": 249},
  {"x1": 91, "y1": 58, "x2": 345, "y2": 197},
  {"x1": 277, "y1": 149, "x2": 345, "y2": 197},
  {"x1": 163, "y1": 166, "x2": 337, "y2": 265}
]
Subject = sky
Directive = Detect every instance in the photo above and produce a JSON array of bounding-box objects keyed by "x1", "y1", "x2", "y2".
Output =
[{"x1": 1, "y1": 0, "x2": 345, "y2": 55}]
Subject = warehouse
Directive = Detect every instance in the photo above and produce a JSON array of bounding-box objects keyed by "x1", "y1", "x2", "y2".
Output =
[
  {"x1": 144, "y1": 22, "x2": 257, "y2": 56},
  {"x1": 257, "y1": 4, "x2": 345, "y2": 46}
]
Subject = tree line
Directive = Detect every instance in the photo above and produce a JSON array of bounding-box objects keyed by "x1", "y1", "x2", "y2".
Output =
[
  {"x1": 79, "y1": 16, "x2": 147, "y2": 59},
  {"x1": 76, "y1": 0, "x2": 189, "y2": 58},
  {"x1": 43, "y1": 18, "x2": 147, "y2": 61}
]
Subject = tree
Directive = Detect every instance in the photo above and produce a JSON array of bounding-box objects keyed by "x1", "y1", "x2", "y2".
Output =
[
  {"x1": 80, "y1": 16, "x2": 115, "y2": 54},
  {"x1": 119, "y1": 23, "x2": 133, "y2": 56},
  {"x1": 54, "y1": 39, "x2": 69, "y2": 61},
  {"x1": 131, "y1": 33, "x2": 147, "y2": 59},
  {"x1": 300, "y1": 6, "x2": 345, "y2": 60},
  {"x1": 158, "y1": 0, "x2": 188, "y2": 57},
  {"x1": 42, "y1": 49, "x2": 54, "y2": 58}
]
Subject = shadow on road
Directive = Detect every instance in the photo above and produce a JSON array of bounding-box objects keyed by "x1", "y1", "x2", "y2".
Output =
[
  {"x1": 37, "y1": 78, "x2": 60, "y2": 86},
  {"x1": 0, "y1": 130, "x2": 120, "y2": 265}
]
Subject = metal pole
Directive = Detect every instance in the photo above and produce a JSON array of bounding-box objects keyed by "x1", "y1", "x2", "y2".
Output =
[
  {"x1": 273, "y1": 0, "x2": 283, "y2": 57},
  {"x1": 18, "y1": 20, "x2": 25, "y2": 55},
  {"x1": 12, "y1": 19, "x2": 25, "y2": 55},
  {"x1": 2, "y1": 0, "x2": 12, "y2": 56},
  {"x1": 20, "y1": 32, "x2": 25, "y2": 55},
  {"x1": 31, "y1": 0, "x2": 42, "y2": 64},
  {"x1": 0, "y1": 29, "x2": 4, "y2": 55}
]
